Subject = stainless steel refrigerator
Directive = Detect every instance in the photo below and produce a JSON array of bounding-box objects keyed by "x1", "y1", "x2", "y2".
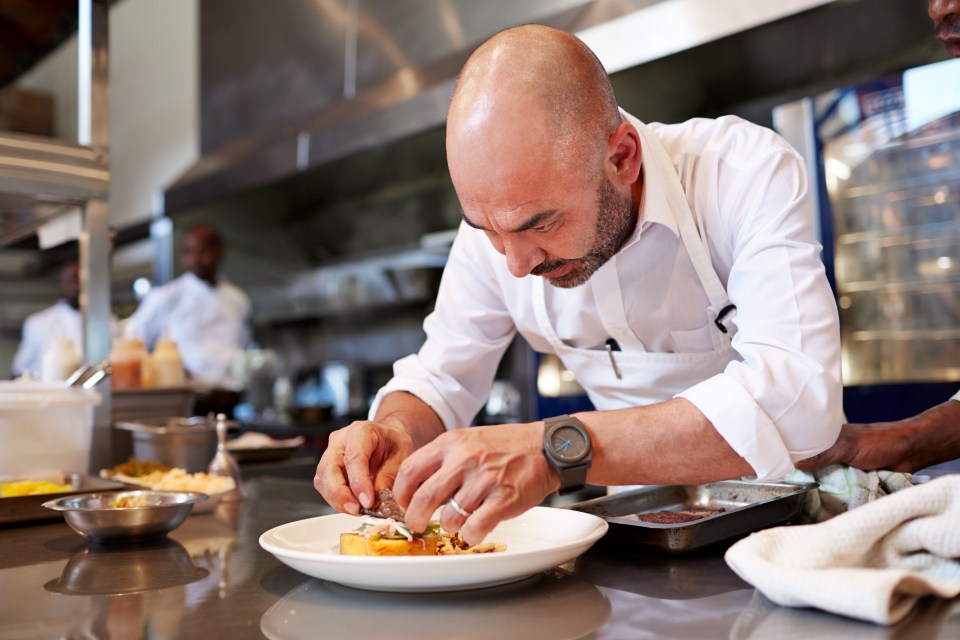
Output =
[{"x1": 773, "y1": 58, "x2": 960, "y2": 422}]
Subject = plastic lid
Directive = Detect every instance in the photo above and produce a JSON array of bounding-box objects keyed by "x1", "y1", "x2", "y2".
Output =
[{"x1": 0, "y1": 382, "x2": 101, "y2": 409}]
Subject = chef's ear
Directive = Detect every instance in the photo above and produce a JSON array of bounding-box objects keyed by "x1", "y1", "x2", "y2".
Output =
[{"x1": 606, "y1": 122, "x2": 642, "y2": 186}]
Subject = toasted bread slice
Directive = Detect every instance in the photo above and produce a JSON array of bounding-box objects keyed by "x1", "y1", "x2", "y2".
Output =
[{"x1": 339, "y1": 532, "x2": 439, "y2": 556}]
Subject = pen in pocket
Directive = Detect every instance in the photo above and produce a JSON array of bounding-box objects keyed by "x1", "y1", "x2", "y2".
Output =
[{"x1": 605, "y1": 338, "x2": 622, "y2": 380}]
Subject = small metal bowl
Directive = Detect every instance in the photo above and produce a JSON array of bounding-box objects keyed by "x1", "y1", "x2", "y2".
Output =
[{"x1": 42, "y1": 490, "x2": 208, "y2": 543}]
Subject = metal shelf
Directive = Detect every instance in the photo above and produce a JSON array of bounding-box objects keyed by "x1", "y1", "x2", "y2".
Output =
[{"x1": 0, "y1": 131, "x2": 109, "y2": 247}]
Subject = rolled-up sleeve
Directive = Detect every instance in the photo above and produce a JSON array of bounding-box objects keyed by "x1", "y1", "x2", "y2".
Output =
[
  {"x1": 369, "y1": 223, "x2": 517, "y2": 429},
  {"x1": 677, "y1": 147, "x2": 843, "y2": 481}
]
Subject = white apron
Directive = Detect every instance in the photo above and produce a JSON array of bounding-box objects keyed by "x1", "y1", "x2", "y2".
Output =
[{"x1": 532, "y1": 120, "x2": 740, "y2": 413}]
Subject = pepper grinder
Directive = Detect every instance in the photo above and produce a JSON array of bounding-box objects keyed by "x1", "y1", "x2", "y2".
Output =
[{"x1": 208, "y1": 413, "x2": 244, "y2": 501}]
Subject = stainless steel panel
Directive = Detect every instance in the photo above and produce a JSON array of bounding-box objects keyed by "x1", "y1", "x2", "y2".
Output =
[
  {"x1": 200, "y1": 0, "x2": 350, "y2": 153},
  {"x1": 354, "y1": 0, "x2": 590, "y2": 94}
]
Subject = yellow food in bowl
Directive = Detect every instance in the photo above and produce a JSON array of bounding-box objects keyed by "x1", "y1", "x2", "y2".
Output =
[{"x1": 1, "y1": 480, "x2": 72, "y2": 497}]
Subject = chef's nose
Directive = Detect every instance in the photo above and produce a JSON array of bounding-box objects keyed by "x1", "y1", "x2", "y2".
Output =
[
  {"x1": 502, "y1": 236, "x2": 545, "y2": 278},
  {"x1": 930, "y1": 0, "x2": 955, "y2": 22}
]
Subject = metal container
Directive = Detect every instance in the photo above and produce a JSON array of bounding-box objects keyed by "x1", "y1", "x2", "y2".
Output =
[
  {"x1": 567, "y1": 480, "x2": 818, "y2": 553},
  {"x1": 114, "y1": 416, "x2": 217, "y2": 472},
  {"x1": 42, "y1": 490, "x2": 207, "y2": 543},
  {"x1": 0, "y1": 473, "x2": 129, "y2": 524}
]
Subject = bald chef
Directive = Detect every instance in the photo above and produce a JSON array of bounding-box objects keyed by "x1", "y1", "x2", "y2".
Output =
[{"x1": 314, "y1": 25, "x2": 842, "y2": 545}]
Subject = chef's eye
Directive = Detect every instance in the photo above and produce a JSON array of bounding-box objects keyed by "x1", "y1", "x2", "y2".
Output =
[{"x1": 534, "y1": 221, "x2": 557, "y2": 233}]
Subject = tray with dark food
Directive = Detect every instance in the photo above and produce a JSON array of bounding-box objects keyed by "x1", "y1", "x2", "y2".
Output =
[
  {"x1": 566, "y1": 480, "x2": 818, "y2": 553},
  {"x1": 0, "y1": 473, "x2": 132, "y2": 525}
]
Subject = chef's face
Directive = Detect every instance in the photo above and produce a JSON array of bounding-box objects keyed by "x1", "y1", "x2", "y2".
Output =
[
  {"x1": 182, "y1": 229, "x2": 223, "y2": 283},
  {"x1": 458, "y1": 151, "x2": 637, "y2": 289},
  {"x1": 60, "y1": 261, "x2": 80, "y2": 309},
  {"x1": 930, "y1": 0, "x2": 960, "y2": 57}
]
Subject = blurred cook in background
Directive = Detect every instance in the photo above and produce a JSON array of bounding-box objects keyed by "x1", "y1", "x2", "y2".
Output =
[
  {"x1": 12, "y1": 260, "x2": 83, "y2": 378},
  {"x1": 131, "y1": 223, "x2": 251, "y2": 388}
]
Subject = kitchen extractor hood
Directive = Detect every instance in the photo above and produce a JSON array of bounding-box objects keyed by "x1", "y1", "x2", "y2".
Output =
[{"x1": 165, "y1": 0, "x2": 857, "y2": 214}]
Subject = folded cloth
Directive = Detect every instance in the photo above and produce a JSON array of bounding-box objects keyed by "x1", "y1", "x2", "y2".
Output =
[
  {"x1": 789, "y1": 464, "x2": 913, "y2": 522},
  {"x1": 724, "y1": 475, "x2": 960, "y2": 626}
]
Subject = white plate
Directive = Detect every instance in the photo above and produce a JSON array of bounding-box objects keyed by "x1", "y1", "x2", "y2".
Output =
[{"x1": 259, "y1": 506, "x2": 608, "y2": 592}]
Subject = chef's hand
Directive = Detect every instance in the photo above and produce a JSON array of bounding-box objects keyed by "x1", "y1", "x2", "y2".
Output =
[
  {"x1": 314, "y1": 420, "x2": 413, "y2": 515},
  {"x1": 392, "y1": 422, "x2": 561, "y2": 546}
]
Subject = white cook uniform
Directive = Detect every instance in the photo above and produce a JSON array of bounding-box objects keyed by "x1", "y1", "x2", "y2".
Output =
[
  {"x1": 952, "y1": 390, "x2": 960, "y2": 402},
  {"x1": 12, "y1": 300, "x2": 82, "y2": 377},
  {"x1": 371, "y1": 113, "x2": 843, "y2": 481},
  {"x1": 131, "y1": 272, "x2": 251, "y2": 387}
]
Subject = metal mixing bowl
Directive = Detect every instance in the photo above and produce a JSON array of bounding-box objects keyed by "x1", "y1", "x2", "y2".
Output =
[{"x1": 42, "y1": 490, "x2": 207, "y2": 543}]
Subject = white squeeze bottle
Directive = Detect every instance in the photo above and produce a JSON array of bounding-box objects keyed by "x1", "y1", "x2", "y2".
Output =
[
  {"x1": 151, "y1": 335, "x2": 186, "y2": 387},
  {"x1": 41, "y1": 335, "x2": 81, "y2": 383}
]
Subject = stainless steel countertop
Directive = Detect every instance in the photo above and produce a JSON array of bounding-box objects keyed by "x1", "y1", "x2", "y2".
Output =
[{"x1": 1, "y1": 477, "x2": 958, "y2": 639}]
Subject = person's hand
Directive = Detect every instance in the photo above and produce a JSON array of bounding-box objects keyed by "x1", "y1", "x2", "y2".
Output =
[
  {"x1": 392, "y1": 422, "x2": 561, "y2": 546},
  {"x1": 314, "y1": 420, "x2": 414, "y2": 515},
  {"x1": 796, "y1": 420, "x2": 924, "y2": 473}
]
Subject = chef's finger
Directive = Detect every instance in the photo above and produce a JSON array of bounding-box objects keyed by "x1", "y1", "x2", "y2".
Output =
[
  {"x1": 341, "y1": 429, "x2": 379, "y2": 510},
  {"x1": 439, "y1": 473, "x2": 496, "y2": 533},
  {"x1": 314, "y1": 439, "x2": 361, "y2": 515},
  {"x1": 395, "y1": 460, "x2": 453, "y2": 532},
  {"x1": 457, "y1": 499, "x2": 505, "y2": 547},
  {"x1": 391, "y1": 441, "x2": 444, "y2": 509}
]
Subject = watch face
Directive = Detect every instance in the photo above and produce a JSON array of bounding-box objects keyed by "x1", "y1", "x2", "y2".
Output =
[{"x1": 548, "y1": 424, "x2": 589, "y2": 462}]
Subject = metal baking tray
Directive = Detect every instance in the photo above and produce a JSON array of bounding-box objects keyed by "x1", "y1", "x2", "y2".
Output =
[
  {"x1": 0, "y1": 474, "x2": 130, "y2": 525},
  {"x1": 566, "y1": 480, "x2": 818, "y2": 553}
]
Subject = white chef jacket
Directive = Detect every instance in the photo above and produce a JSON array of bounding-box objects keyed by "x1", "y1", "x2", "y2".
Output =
[
  {"x1": 131, "y1": 272, "x2": 251, "y2": 387},
  {"x1": 12, "y1": 300, "x2": 82, "y2": 377},
  {"x1": 953, "y1": 390, "x2": 960, "y2": 402},
  {"x1": 371, "y1": 114, "x2": 843, "y2": 481}
]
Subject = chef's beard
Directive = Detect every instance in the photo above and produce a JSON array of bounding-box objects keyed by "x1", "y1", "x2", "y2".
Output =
[{"x1": 533, "y1": 176, "x2": 636, "y2": 289}]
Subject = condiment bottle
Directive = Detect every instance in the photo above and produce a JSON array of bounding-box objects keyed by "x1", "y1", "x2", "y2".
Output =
[
  {"x1": 41, "y1": 336, "x2": 81, "y2": 383},
  {"x1": 151, "y1": 337, "x2": 186, "y2": 387},
  {"x1": 109, "y1": 337, "x2": 141, "y2": 390}
]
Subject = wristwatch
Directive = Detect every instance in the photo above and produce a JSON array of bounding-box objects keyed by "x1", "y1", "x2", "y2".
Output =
[{"x1": 542, "y1": 414, "x2": 592, "y2": 495}]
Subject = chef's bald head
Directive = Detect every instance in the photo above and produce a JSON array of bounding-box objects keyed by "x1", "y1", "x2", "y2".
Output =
[{"x1": 447, "y1": 25, "x2": 620, "y2": 182}]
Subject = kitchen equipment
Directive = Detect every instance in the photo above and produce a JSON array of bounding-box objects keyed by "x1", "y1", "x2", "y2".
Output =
[
  {"x1": 43, "y1": 490, "x2": 207, "y2": 543},
  {"x1": 773, "y1": 59, "x2": 960, "y2": 421},
  {"x1": 114, "y1": 416, "x2": 217, "y2": 472},
  {"x1": 567, "y1": 480, "x2": 818, "y2": 553},
  {"x1": 0, "y1": 382, "x2": 101, "y2": 476},
  {"x1": 0, "y1": 473, "x2": 130, "y2": 525},
  {"x1": 207, "y1": 413, "x2": 244, "y2": 501}
]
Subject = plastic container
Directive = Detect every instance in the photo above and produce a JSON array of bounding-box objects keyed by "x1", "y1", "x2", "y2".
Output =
[{"x1": 0, "y1": 382, "x2": 101, "y2": 476}]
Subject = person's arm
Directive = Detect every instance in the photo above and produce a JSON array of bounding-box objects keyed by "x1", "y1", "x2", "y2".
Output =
[
  {"x1": 796, "y1": 399, "x2": 960, "y2": 473},
  {"x1": 676, "y1": 127, "x2": 843, "y2": 480}
]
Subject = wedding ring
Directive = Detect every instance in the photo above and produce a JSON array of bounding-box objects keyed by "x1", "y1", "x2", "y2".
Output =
[{"x1": 449, "y1": 497, "x2": 472, "y2": 518}]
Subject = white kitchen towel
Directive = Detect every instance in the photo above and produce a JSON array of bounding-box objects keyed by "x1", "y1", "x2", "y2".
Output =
[
  {"x1": 789, "y1": 464, "x2": 913, "y2": 522},
  {"x1": 724, "y1": 475, "x2": 960, "y2": 626}
]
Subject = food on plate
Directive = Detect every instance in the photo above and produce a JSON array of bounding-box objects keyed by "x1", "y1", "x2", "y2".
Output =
[
  {"x1": 626, "y1": 508, "x2": 726, "y2": 524},
  {"x1": 101, "y1": 458, "x2": 172, "y2": 478},
  {"x1": 104, "y1": 467, "x2": 234, "y2": 495},
  {"x1": 359, "y1": 488, "x2": 405, "y2": 520},
  {"x1": 111, "y1": 494, "x2": 152, "y2": 508},
  {"x1": 0, "y1": 479, "x2": 72, "y2": 497},
  {"x1": 339, "y1": 516, "x2": 507, "y2": 556}
]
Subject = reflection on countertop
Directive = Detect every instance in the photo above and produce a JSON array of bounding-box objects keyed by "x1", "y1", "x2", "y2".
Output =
[
  {"x1": 261, "y1": 572, "x2": 610, "y2": 640},
  {"x1": 2, "y1": 477, "x2": 960, "y2": 639}
]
